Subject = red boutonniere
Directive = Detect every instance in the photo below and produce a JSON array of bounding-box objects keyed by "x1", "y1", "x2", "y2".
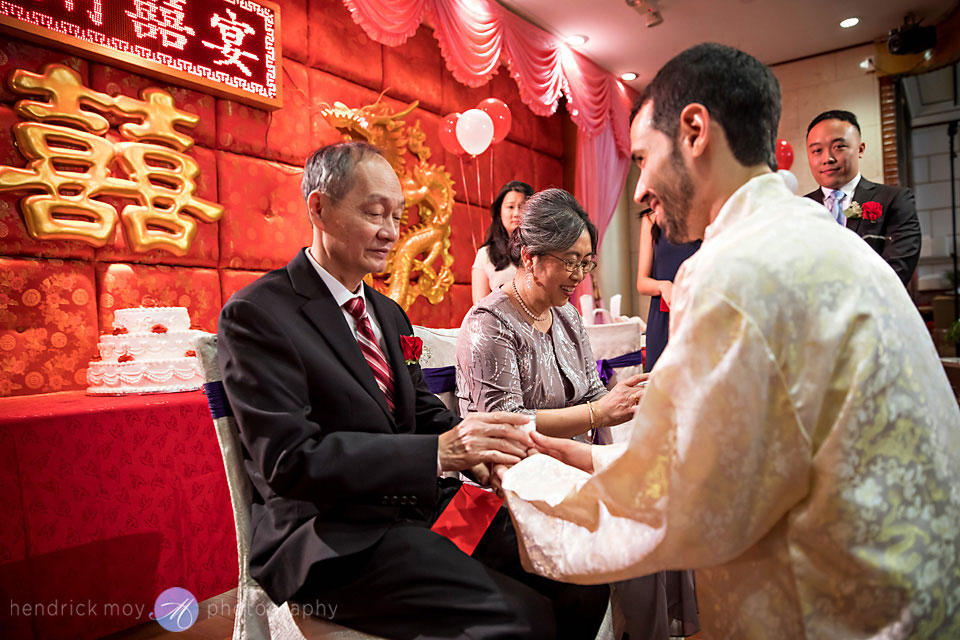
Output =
[
  {"x1": 400, "y1": 335, "x2": 423, "y2": 365},
  {"x1": 844, "y1": 200, "x2": 882, "y2": 222},
  {"x1": 861, "y1": 201, "x2": 882, "y2": 222}
]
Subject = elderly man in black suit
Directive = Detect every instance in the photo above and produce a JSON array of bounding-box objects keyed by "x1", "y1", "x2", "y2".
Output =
[
  {"x1": 804, "y1": 109, "x2": 921, "y2": 285},
  {"x1": 217, "y1": 141, "x2": 609, "y2": 639}
]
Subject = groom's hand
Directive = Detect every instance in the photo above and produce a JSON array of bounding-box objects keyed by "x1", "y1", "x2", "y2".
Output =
[{"x1": 492, "y1": 432, "x2": 595, "y2": 498}]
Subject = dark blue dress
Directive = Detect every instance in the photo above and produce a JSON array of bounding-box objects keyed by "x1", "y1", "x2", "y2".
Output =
[
  {"x1": 619, "y1": 228, "x2": 702, "y2": 640},
  {"x1": 645, "y1": 229, "x2": 701, "y2": 372}
]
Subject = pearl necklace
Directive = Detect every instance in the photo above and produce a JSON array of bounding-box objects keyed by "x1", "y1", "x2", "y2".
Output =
[{"x1": 512, "y1": 279, "x2": 546, "y2": 322}]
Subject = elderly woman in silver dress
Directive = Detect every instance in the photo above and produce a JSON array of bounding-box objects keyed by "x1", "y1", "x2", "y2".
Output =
[
  {"x1": 456, "y1": 188, "x2": 699, "y2": 640},
  {"x1": 456, "y1": 188, "x2": 642, "y2": 438}
]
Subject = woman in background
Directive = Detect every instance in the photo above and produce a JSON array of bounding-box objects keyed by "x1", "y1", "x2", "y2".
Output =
[
  {"x1": 471, "y1": 180, "x2": 534, "y2": 302},
  {"x1": 636, "y1": 208, "x2": 701, "y2": 371}
]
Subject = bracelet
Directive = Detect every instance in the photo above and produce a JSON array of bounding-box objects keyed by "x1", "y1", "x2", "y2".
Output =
[
  {"x1": 594, "y1": 401, "x2": 606, "y2": 428},
  {"x1": 587, "y1": 401, "x2": 596, "y2": 431}
]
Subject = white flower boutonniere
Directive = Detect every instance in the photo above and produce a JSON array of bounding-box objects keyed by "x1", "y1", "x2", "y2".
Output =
[{"x1": 843, "y1": 201, "x2": 862, "y2": 219}]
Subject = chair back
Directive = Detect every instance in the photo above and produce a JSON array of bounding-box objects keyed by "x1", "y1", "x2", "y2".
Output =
[
  {"x1": 413, "y1": 326, "x2": 460, "y2": 415},
  {"x1": 196, "y1": 335, "x2": 382, "y2": 639},
  {"x1": 196, "y1": 334, "x2": 306, "y2": 639}
]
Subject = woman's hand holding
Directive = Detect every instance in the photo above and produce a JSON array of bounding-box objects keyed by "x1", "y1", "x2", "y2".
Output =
[
  {"x1": 659, "y1": 281, "x2": 674, "y2": 307},
  {"x1": 596, "y1": 373, "x2": 648, "y2": 426}
]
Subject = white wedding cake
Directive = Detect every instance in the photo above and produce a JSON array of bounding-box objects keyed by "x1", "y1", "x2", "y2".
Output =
[{"x1": 86, "y1": 307, "x2": 206, "y2": 395}]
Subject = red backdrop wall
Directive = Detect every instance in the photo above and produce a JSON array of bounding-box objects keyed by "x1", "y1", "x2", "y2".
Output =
[{"x1": 0, "y1": 0, "x2": 568, "y2": 398}]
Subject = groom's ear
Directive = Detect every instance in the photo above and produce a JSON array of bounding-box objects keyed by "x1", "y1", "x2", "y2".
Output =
[{"x1": 678, "y1": 103, "x2": 709, "y2": 159}]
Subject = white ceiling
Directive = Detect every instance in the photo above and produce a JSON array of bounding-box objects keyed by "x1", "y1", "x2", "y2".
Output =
[{"x1": 500, "y1": 0, "x2": 959, "y2": 88}]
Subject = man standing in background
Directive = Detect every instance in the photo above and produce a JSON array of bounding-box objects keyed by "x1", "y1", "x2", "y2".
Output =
[{"x1": 804, "y1": 109, "x2": 921, "y2": 285}]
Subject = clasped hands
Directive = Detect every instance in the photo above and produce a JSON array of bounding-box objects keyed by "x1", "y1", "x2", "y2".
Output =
[{"x1": 440, "y1": 373, "x2": 649, "y2": 497}]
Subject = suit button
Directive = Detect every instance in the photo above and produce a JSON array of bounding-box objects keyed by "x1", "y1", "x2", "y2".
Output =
[
  {"x1": 390, "y1": 495, "x2": 399, "y2": 505},
  {"x1": 409, "y1": 496, "x2": 418, "y2": 505},
  {"x1": 381, "y1": 496, "x2": 389, "y2": 505},
  {"x1": 399, "y1": 496, "x2": 409, "y2": 505}
]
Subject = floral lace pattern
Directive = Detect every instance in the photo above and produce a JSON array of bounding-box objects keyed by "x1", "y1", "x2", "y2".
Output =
[{"x1": 502, "y1": 174, "x2": 960, "y2": 639}]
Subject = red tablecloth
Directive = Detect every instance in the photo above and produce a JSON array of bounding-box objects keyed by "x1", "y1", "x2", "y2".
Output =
[{"x1": 0, "y1": 390, "x2": 236, "y2": 639}]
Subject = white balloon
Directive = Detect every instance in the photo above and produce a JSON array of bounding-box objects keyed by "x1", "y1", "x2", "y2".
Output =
[
  {"x1": 455, "y1": 109, "x2": 494, "y2": 156},
  {"x1": 778, "y1": 169, "x2": 798, "y2": 194}
]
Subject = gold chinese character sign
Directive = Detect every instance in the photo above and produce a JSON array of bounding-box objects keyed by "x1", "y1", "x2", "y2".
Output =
[
  {"x1": 0, "y1": 64, "x2": 223, "y2": 256},
  {"x1": 321, "y1": 100, "x2": 456, "y2": 310}
]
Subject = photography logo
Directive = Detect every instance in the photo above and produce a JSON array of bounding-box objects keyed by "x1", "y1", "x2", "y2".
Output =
[{"x1": 150, "y1": 587, "x2": 198, "y2": 632}]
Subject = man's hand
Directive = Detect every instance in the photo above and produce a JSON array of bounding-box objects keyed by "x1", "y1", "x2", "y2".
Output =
[
  {"x1": 438, "y1": 412, "x2": 533, "y2": 472},
  {"x1": 490, "y1": 463, "x2": 509, "y2": 498},
  {"x1": 468, "y1": 462, "x2": 491, "y2": 486}
]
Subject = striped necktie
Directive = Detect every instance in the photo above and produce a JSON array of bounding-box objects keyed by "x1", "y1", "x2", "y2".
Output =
[
  {"x1": 826, "y1": 189, "x2": 845, "y2": 225},
  {"x1": 344, "y1": 297, "x2": 395, "y2": 412}
]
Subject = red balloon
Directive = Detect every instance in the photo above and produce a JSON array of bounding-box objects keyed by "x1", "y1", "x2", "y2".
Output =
[
  {"x1": 439, "y1": 113, "x2": 466, "y2": 156},
  {"x1": 775, "y1": 139, "x2": 794, "y2": 171},
  {"x1": 477, "y1": 98, "x2": 512, "y2": 144}
]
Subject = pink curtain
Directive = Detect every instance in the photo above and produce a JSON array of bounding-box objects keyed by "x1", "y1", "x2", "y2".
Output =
[
  {"x1": 572, "y1": 119, "x2": 632, "y2": 308},
  {"x1": 576, "y1": 120, "x2": 631, "y2": 249},
  {"x1": 341, "y1": 0, "x2": 427, "y2": 47}
]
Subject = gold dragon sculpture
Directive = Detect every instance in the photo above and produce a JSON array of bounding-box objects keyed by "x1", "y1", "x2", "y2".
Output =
[{"x1": 319, "y1": 99, "x2": 456, "y2": 311}]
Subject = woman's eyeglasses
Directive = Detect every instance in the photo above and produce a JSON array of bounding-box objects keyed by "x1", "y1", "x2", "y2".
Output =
[{"x1": 542, "y1": 253, "x2": 598, "y2": 274}]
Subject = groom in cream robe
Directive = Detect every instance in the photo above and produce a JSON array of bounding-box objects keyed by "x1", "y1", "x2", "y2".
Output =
[{"x1": 498, "y1": 43, "x2": 960, "y2": 639}]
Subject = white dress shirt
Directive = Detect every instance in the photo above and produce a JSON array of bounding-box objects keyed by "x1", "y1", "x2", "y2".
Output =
[
  {"x1": 306, "y1": 247, "x2": 444, "y2": 475},
  {"x1": 305, "y1": 247, "x2": 386, "y2": 352},
  {"x1": 819, "y1": 172, "x2": 861, "y2": 217}
]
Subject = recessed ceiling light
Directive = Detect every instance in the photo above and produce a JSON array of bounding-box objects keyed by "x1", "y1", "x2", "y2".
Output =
[
  {"x1": 840, "y1": 17, "x2": 860, "y2": 29},
  {"x1": 566, "y1": 34, "x2": 588, "y2": 46},
  {"x1": 620, "y1": 72, "x2": 638, "y2": 82}
]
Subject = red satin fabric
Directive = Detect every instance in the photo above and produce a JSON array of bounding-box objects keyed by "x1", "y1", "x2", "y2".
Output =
[{"x1": 0, "y1": 390, "x2": 234, "y2": 639}]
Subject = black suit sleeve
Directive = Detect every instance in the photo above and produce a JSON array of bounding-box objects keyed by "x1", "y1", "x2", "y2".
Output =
[
  {"x1": 218, "y1": 297, "x2": 439, "y2": 510},
  {"x1": 881, "y1": 187, "x2": 921, "y2": 285}
]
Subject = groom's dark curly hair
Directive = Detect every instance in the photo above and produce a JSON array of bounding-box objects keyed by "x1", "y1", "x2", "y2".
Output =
[{"x1": 632, "y1": 43, "x2": 782, "y2": 171}]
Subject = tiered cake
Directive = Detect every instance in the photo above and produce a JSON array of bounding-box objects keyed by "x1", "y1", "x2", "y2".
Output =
[{"x1": 86, "y1": 307, "x2": 205, "y2": 395}]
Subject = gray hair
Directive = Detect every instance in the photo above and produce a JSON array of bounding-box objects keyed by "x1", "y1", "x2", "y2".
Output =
[
  {"x1": 300, "y1": 142, "x2": 383, "y2": 204},
  {"x1": 509, "y1": 188, "x2": 597, "y2": 265}
]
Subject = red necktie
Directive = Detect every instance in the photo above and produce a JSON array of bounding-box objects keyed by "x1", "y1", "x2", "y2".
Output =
[{"x1": 344, "y1": 297, "x2": 395, "y2": 412}]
